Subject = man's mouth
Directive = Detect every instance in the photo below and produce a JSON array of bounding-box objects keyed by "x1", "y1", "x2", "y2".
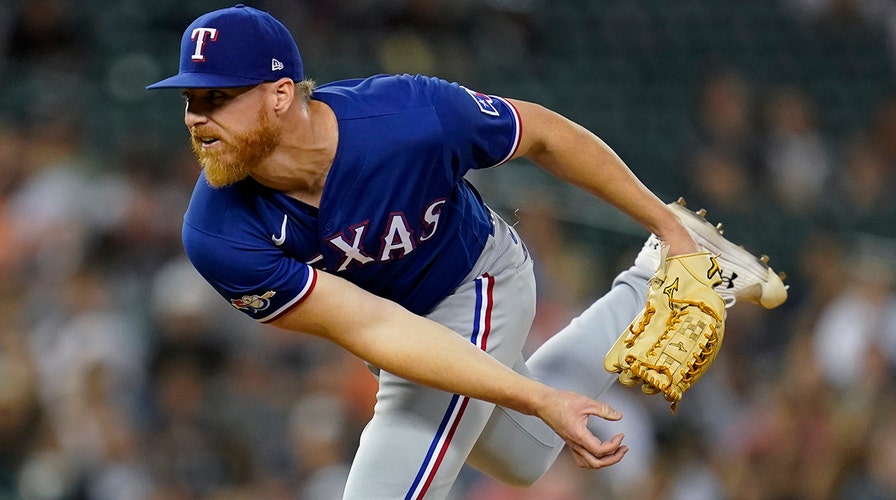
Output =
[
  {"x1": 194, "y1": 136, "x2": 220, "y2": 148},
  {"x1": 191, "y1": 127, "x2": 220, "y2": 147}
]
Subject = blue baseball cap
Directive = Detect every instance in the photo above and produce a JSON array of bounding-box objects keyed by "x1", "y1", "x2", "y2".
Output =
[{"x1": 146, "y1": 4, "x2": 303, "y2": 89}]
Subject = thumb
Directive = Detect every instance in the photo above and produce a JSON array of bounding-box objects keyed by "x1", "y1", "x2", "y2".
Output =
[{"x1": 588, "y1": 400, "x2": 622, "y2": 421}]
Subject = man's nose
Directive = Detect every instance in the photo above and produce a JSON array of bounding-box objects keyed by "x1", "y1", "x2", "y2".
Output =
[{"x1": 184, "y1": 102, "x2": 208, "y2": 128}]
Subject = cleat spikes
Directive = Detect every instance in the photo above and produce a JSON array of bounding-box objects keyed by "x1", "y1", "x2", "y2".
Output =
[
  {"x1": 715, "y1": 223, "x2": 724, "y2": 234},
  {"x1": 779, "y1": 272, "x2": 787, "y2": 281},
  {"x1": 676, "y1": 197, "x2": 687, "y2": 207},
  {"x1": 665, "y1": 199, "x2": 788, "y2": 309}
]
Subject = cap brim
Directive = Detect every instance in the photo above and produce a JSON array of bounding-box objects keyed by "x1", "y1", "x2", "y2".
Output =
[{"x1": 146, "y1": 72, "x2": 266, "y2": 90}]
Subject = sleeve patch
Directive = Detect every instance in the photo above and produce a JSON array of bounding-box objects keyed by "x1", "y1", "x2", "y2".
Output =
[
  {"x1": 230, "y1": 290, "x2": 277, "y2": 313},
  {"x1": 462, "y1": 86, "x2": 500, "y2": 116}
]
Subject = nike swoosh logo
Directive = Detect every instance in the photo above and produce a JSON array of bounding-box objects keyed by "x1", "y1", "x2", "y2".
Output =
[{"x1": 272, "y1": 214, "x2": 287, "y2": 246}]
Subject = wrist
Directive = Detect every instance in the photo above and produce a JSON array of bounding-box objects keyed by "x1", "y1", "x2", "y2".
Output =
[
  {"x1": 513, "y1": 382, "x2": 555, "y2": 417},
  {"x1": 656, "y1": 222, "x2": 698, "y2": 256}
]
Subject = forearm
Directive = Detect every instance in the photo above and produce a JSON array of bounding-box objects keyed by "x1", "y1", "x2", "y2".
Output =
[
  {"x1": 345, "y1": 303, "x2": 549, "y2": 413},
  {"x1": 270, "y1": 271, "x2": 549, "y2": 416}
]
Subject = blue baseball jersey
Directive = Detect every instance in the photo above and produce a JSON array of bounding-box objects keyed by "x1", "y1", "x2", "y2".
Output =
[{"x1": 182, "y1": 74, "x2": 522, "y2": 322}]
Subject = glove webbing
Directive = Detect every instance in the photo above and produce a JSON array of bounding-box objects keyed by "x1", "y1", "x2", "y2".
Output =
[{"x1": 622, "y1": 295, "x2": 723, "y2": 413}]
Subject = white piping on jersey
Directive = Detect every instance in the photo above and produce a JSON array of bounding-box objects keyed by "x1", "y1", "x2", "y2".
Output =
[
  {"x1": 259, "y1": 268, "x2": 317, "y2": 323},
  {"x1": 487, "y1": 95, "x2": 522, "y2": 168}
]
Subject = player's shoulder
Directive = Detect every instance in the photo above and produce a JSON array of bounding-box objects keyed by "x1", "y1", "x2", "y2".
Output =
[
  {"x1": 313, "y1": 74, "x2": 461, "y2": 117},
  {"x1": 316, "y1": 73, "x2": 454, "y2": 94},
  {"x1": 183, "y1": 173, "x2": 269, "y2": 239}
]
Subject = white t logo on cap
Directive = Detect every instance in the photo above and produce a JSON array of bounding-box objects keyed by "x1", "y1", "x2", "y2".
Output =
[{"x1": 191, "y1": 28, "x2": 218, "y2": 62}]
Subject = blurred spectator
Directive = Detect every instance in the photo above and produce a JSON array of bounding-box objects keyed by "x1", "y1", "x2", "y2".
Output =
[
  {"x1": 839, "y1": 400, "x2": 896, "y2": 498},
  {"x1": 0, "y1": 301, "x2": 41, "y2": 496},
  {"x1": 811, "y1": 235, "x2": 896, "y2": 390},
  {"x1": 869, "y1": 92, "x2": 896, "y2": 173},
  {"x1": 6, "y1": 115, "x2": 100, "y2": 284},
  {"x1": 787, "y1": 0, "x2": 896, "y2": 61},
  {"x1": 818, "y1": 136, "x2": 896, "y2": 238},
  {"x1": 687, "y1": 147, "x2": 757, "y2": 215},
  {"x1": 691, "y1": 70, "x2": 763, "y2": 181},
  {"x1": 0, "y1": 121, "x2": 27, "y2": 198},
  {"x1": 760, "y1": 85, "x2": 833, "y2": 216},
  {"x1": 289, "y1": 394, "x2": 352, "y2": 500},
  {"x1": 4, "y1": 0, "x2": 88, "y2": 72}
]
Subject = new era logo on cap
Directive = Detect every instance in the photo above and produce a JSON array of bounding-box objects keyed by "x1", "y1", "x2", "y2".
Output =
[{"x1": 146, "y1": 4, "x2": 304, "y2": 89}]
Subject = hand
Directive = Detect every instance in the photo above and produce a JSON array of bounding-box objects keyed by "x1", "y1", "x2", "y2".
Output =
[{"x1": 534, "y1": 389, "x2": 629, "y2": 469}]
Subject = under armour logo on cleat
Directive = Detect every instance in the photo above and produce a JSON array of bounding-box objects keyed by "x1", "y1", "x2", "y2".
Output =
[{"x1": 719, "y1": 271, "x2": 738, "y2": 289}]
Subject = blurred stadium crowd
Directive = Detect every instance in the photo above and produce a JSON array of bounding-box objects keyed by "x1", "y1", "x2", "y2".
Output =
[{"x1": 1, "y1": 0, "x2": 895, "y2": 499}]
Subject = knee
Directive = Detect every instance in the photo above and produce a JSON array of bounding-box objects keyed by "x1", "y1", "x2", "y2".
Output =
[
  {"x1": 496, "y1": 467, "x2": 547, "y2": 488},
  {"x1": 467, "y1": 452, "x2": 553, "y2": 488},
  {"x1": 467, "y1": 407, "x2": 565, "y2": 487}
]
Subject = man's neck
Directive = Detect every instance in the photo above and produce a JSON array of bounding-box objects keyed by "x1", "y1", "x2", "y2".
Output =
[{"x1": 250, "y1": 100, "x2": 337, "y2": 207}]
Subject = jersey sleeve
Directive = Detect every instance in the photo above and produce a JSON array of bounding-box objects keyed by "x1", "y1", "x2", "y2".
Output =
[
  {"x1": 422, "y1": 76, "x2": 522, "y2": 172},
  {"x1": 182, "y1": 221, "x2": 317, "y2": 323}
]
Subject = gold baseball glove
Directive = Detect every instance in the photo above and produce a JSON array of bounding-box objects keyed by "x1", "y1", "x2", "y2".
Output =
[{"x1": 604, "y1": 251, "x2": 726, "y2": 413}]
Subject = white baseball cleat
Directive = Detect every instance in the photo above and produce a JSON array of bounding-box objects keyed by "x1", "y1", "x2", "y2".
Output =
[
  {"x1": 667, "y1": 198, "x2": 788, "y2": 309},
  {"x1": 636, "y1": 198, "x2": 789, "y2": 309}
]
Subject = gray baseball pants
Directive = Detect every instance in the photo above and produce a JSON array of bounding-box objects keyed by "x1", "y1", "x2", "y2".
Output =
[{"x1": 341, "y1": 210, "x2": 650, "y2": 499}]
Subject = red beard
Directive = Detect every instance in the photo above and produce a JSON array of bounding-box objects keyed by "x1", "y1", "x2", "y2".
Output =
[{"x1": 191, "y1": 107, "x2": 281, "y2": 188}]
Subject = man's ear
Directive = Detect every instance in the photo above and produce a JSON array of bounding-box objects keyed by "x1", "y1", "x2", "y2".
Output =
[{"x1": 271, "y1": 77, "x2": 296, "y2": 114}]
